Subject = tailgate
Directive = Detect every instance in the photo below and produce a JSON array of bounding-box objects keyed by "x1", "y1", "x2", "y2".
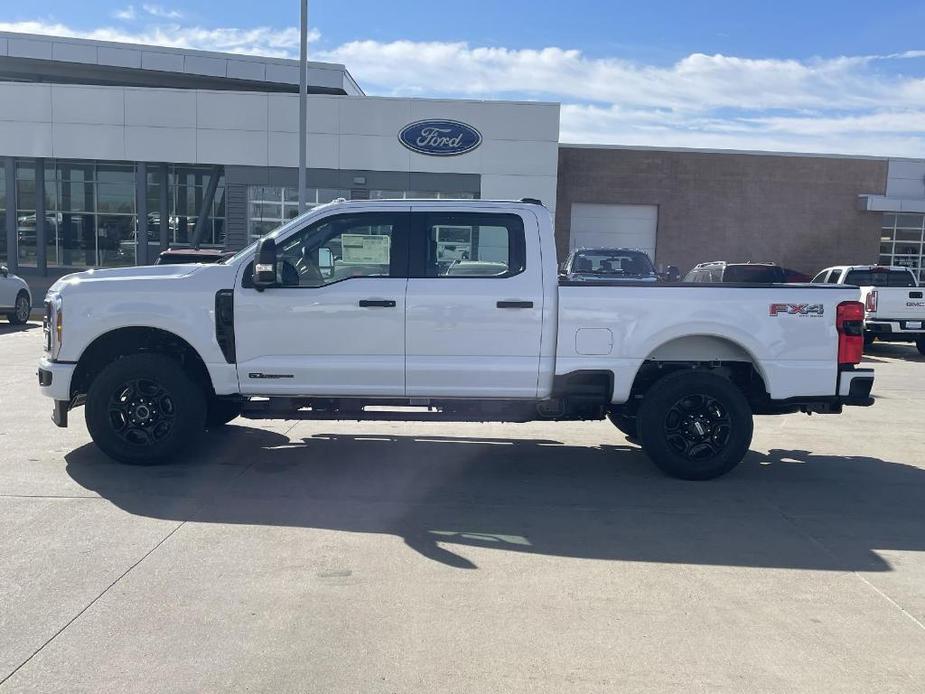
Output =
[{"x1": 866, "y1": 286, "x2": 925, "y2": 320}]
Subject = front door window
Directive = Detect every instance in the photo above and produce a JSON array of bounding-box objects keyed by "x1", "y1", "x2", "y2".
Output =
[{"x1": 274, "y1": 213, "x2": 404, "y2": 287}]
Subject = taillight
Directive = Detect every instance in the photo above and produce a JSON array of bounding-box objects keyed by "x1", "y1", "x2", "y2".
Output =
[
  {"x1": 836, "y1": 301, "x2": 864, "y2": 366},
  {"x1": 865, "y1": 290, "x2": 878, "y2": 313}
]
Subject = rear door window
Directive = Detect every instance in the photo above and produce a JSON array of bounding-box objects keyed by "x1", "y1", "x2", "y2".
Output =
[{"x1": 413, "y1": 212, "x2": 526, "y2": 278}]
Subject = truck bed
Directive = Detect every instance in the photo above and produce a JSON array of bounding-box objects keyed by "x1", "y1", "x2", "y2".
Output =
[{"x1": 556, "y1": 282, "x2": 860, "y2": 402}]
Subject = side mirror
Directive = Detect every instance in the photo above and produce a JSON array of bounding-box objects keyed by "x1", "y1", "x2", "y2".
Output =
[
  {"x1": 252, "y1": 238, "x2": 277, "y2": 291},
  {"x1": 0, "y1": 265, "x2": 7, "y2": 278}
]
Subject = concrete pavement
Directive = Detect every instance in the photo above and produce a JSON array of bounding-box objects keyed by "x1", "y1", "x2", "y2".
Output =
[{"x1": 1, "y1": 323, "x2": 924, "y2": 692}]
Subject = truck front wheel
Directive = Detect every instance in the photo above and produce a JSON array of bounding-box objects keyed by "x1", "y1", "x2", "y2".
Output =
[
  {"x1": 206, "y1": 398, "x2": 242, "y2": 428},
  {"x1": 637, "y1": 370, "x2": 753, "y2": 481},
  {"x1": 85, "y1": 353, "x2": 206, "y2": 465}
]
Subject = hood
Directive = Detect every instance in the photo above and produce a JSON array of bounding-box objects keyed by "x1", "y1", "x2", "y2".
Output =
[{"x1": 48, "y1": 264, "x2": 204, "y2": 295}]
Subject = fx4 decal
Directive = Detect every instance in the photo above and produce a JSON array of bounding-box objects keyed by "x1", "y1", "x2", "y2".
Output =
[{"x1": 769, "y1": 303, "x2": 825, "y2": 317}]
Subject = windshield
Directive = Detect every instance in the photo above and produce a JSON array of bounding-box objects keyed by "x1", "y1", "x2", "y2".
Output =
[
  {"x1": 221, "y1": 212, "x2": 318, "y2": 264},
  {"x1": 570, "y1": 250, "x2": 655, "y2": 277}
]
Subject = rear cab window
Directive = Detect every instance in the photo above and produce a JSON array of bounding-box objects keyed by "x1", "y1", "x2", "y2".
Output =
[
  {"x1": 722, "y1": 265, "x2": 783, "y2": 283},
  {"x1": 570, "y1": 250, "x2": 656, "y2": 279},
  {"x1": 843, "y1": 269, "x2": 917, "y2": 287}
]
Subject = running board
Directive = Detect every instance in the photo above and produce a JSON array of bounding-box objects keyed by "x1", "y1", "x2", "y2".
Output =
[{"x1": 239, "y1": 401, "x2": 535, "y2": 423}]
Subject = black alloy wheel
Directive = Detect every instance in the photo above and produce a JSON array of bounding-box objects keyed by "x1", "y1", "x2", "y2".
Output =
[
  {"x1": 638, "y1": 370, "x2": 753, "y2": 480},
  {"x1": 663, "y1": 393, "x2": 731, "y2": 461},
  {"x1": 85, "y1": 353, "x2": 205, "y2": 464},
  {"x1": 107, "y1": 378, "x2": 177, "y2": 446}
]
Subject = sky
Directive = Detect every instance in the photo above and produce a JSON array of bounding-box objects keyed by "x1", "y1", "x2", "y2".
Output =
[{"x1": 3, "y1": 0, "x2": 925, "y2": 156}]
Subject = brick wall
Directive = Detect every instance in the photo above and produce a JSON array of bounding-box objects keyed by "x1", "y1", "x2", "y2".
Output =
[{"x1": 555, "y1": 147, "x2": 888, "y2": 276}]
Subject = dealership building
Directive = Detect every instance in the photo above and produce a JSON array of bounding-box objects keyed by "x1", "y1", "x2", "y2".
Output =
[{"x1": 1, "y1": 30, "x2": 924, "y2": 294}]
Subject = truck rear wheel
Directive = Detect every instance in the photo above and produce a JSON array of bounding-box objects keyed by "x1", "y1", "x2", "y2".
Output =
[
  {"x1": 637, "y1": 370, "x2": 753, "y2": 481},
  {"x1": 85, "y1": 353, "x2": 206, "y2": 465},
  {"x1": 917, "y1": 336, "x2": 925, "y2": 356}
]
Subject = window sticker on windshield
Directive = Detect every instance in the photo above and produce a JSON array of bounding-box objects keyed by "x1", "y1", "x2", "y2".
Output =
[{"x1": 341, "y1": 234, "x2": 391, "y2": 264}]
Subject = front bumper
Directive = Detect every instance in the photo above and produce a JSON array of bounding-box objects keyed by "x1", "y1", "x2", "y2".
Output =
[{"x1": 37, "y1": 357, "x2": 76, "y2": 427}]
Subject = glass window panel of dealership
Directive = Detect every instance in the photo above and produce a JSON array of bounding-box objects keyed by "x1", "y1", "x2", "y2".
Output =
[
  {"x1": 6, "y1": 159, "x2": 224, "y2": 269},
  {"x1": 0, "y1": 165, "x2": 6, "y2": 264},
  {"x1": 246, "y1": 187, "x2": 477, "y2": 240},
  {"x1": 880, "y1": 213, "x2": 925, "y2": 282}
]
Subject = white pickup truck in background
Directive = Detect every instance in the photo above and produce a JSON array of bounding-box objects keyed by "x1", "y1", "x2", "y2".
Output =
[
  {"x1": 813, "y1": 265, "x2": 925, "y2": 354},
  {"x1": 38, "y1": 199, "x2": 874, "y2": 480}
]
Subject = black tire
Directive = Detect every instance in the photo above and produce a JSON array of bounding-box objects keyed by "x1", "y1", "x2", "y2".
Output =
[
  {"x1": 7, "y1": 291, "x2": 30, "y2": 325},
  {"x1": 85, "y1": 353, "x2": 206, "y2": 465},
  {"x1": 607, "y1": 411, "x2": 638, "y2": 441},
  {"x1": 637, "y1": 370, "x2": 753, "y2": 481},
  {"x1": 863, "y1": 332, "x2": 875, "y2": 347},
  {"x1": 206, "y1": 398, "x2": 242, "y2": 428},
  {"x1": 917, "y1": 336, "x2": 925, "y2": 356}
]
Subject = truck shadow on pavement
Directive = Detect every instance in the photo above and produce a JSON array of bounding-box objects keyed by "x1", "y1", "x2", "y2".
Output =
[
  {"x1": 0, "y1": 321, "x2": 39, "y2": 334},
  {"x1": 65, "y1": 426, "x2": 925, "y2": 571}
]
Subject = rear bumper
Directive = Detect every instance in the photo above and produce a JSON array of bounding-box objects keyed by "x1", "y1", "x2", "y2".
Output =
[
  {"x1": 761, "y1": 368, "x2": 874, "y2": 415},
  {"x1": 837, "y1": 368, "x2": 874, "y2": 406},
  {"x1": 865, "y1": 319, "x2": 925, "y2": 336}
]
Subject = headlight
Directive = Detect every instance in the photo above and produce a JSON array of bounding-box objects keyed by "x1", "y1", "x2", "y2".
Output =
[
  {"x1": 44, "y1": 295, "x2": 63, "y2": 359},
  {"x1": 55, "y1": 302, "x2": 63, "y2": 356}
]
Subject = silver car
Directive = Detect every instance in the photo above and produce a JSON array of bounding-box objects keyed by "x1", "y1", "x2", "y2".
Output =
[{"x1": 0, "y1": 265, "x2": 32, "y2": 325}]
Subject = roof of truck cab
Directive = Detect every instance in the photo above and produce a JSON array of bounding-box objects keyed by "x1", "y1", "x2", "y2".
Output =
[
  {"x1": 571, "y1": 248, "x2": 651, "y2": 254},
  {"x1": 824, "y1": 265, "x2": 915, "y2": 272},
  {"x1": 318, "y1": 198, "x2": 547, "y2": 207}
]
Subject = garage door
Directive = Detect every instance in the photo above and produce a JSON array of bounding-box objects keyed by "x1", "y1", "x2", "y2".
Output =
[{"x1": 569, "y1": 203, "x2": 658, "y2": 260}]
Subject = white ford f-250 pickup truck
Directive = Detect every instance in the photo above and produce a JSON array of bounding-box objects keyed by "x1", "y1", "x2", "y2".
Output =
[
  {"x1": 813, "y1": 265, "x2": 925, "y2": 354},
  {"x1": 38, "y1": 199, "x2": 874, "y2": 480}
]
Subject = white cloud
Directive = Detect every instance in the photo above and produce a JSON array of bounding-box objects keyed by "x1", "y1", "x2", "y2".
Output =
[
  {"x1": 113, "y1": 6, "x2": 136, "y2": 21},
  {"x1": 1, "y1": 18, "x2": 924, "y2": 156},
  {"x1": 141, "y1": 4, "x2": 183, "y2": 20},
  {"x1": 317, "y1": 39, "x2": 925, "y2": 156},
  {"x1": 0, "y1": 20, "x2": 318, "y2": 58},
  {"x1": 559, "y1": 103, "x2": 925, "y2": 157},
  {"x1": 318, "y1": 40, "x2": 925, "y2": 112}
]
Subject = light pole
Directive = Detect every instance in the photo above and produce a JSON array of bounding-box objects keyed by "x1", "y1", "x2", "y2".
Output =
[{"x1": 298, "y1": 0, "x2": 308, "y2": 214}]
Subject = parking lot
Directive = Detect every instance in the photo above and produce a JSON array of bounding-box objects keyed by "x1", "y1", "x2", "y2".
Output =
[{"x1": 0, "y1": 323, "x2": 924, "y2": 692}]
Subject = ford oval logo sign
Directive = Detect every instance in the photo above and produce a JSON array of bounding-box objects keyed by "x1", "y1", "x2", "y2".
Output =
[{"x1": 398, "y1": 119, "x2": 482, "y2": 157}]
